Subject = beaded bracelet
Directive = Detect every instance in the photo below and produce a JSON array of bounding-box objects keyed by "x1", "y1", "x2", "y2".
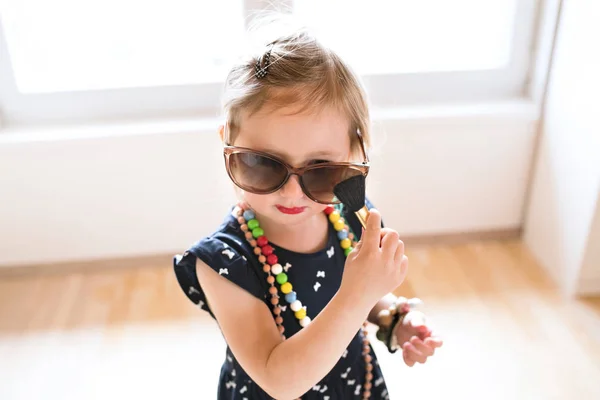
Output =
[{"x1": 375, "y1": 297, "x2": 423, "y2": 353}]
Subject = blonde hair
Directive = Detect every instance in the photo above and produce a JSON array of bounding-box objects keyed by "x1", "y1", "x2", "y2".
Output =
[{"x1": 221, "y1": 14, "x2": 371, "y2": 160}]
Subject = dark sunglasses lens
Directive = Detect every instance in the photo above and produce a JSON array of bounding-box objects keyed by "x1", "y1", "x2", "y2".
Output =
[
  {"x1": 302, "y1": 166, "x2": 364, "y2": 204},
  {"x1": 228, "y1": 152, "x2": 287, "y2": 193}
]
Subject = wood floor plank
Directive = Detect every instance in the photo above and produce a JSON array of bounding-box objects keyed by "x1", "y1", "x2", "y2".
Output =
[{"x1": 0, "y1": 240, "x2": 598, "y2": 400}]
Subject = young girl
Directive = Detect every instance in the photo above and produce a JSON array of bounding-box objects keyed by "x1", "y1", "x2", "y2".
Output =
[{"x1": 174, "y1": 17, "x2": 443, "y2": 400}]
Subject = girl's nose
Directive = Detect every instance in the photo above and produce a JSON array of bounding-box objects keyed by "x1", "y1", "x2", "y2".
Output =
[{"x1": 279, "y1": 175, "x2": 304, "y2": 200}]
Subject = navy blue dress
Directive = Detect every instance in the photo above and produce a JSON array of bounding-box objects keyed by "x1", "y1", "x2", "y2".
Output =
[{"x1": 173, "y1": 202, "x2": 391, "y2": 399}]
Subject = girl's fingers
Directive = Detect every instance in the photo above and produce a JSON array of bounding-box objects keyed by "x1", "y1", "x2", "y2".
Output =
[
  {"x1": 380, "y1": 229, "x2": 400, "y2": 264},
  {"x1": 402, "y1": 343, "x2": 416, "y2": 367},
  {"x1": 353, "y1": 236, "x2": 362, "y2": 252},
  {"x1": 380, "y1": 228, "x2": 395, "y2": 240},
  {"x1": 394, "y1": 245, "x2": 405, "y2": 268},
  {"x1": 410, "y1": 336, "x2": 434, "y2": 357},
  {"x1": 405, "y1": 341, "x2": 427, "y2": 363},
  {"x1": 361, "y1": 209, "x2": 382, "y2": 250},
  {"x1": 424, "y1": 336, "x2": 444, "y2": 348}
]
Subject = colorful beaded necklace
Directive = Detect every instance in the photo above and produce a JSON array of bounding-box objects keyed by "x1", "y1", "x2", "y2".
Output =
[{"x1": 235, "y1": 202, "x2": 374, "y2": 400}]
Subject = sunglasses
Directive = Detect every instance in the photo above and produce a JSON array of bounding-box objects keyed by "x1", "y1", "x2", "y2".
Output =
[{"x1": 223, "y1": 133, "x2": 370, "y2": 205}]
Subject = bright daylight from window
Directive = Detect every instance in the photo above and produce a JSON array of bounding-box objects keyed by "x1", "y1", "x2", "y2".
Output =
[
  {"x1": 295, "y1": 0, "x2": 518, "y2": 75},
  {"x1": 1, "y1": 0, "x2": 517, "y2": 94},
  {"x1": 1, "y1": 0, "x2": 246, "y2": 93}
]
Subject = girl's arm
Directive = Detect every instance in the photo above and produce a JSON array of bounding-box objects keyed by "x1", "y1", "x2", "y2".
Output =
[
  {"x1": 197, "y1": 259, "x2": 372, "y2": 400},
  {"x1": 196, "y1": 209, "x2": 408, "y2": 400}
]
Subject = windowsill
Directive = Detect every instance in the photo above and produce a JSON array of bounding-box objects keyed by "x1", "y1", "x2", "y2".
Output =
[{"x1": 0, "y1": 98, "x2": 539, "y2": 144}]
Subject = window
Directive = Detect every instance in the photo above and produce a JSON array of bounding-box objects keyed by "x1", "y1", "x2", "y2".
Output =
[
  {"x1": 3, "y1": 0, "x2": 244, "y2": 93},
  {"x1": 295, "y1": 0, "x2": 519, "y2": 75},
  {"x1": 0, "y1": 0, "x2": 539, "y2": 128}
]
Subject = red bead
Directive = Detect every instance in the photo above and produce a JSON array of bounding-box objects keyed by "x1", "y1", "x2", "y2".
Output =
[
  {"x1": 267, "y1": 254, "x2": 278, "y2": 265},
  {"x1": 324, "y1": 205, "x2": 335, "y2": 215},
  {"x1": 257, "y1": 236, "x2": 268, "y2": 247},
  {"x1": 261, "y1": 245, "x2": 274, "y2": 256}
]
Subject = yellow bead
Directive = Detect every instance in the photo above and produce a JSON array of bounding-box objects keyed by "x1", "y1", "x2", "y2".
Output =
[
  {"x1": 280, "y1": 282, "x2": 293, "y2": 294},
  {"x1": 295, "y1": 307, "x2": 307, "y2": 320},
  {"x1": 333, "y1": 220, "x2": 345, "y2": 231},
  {"x1": 340, "y1": 238, "x2": 352, "y2": 249},
  {"x1": 328, "y1": 211, "x2": 340, "y2": 223}
]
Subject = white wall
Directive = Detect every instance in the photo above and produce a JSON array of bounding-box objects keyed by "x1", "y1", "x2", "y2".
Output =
[
  {"x1": 0, "y1": 102, "x2": 538, "y2": 267},
  {"x1": 524, "y1": 0, "x2": 600, "y2": 296}
]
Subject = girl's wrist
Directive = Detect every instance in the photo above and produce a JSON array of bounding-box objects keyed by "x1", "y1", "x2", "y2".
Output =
[
  {"x1": 334, "y1": 286, "x2": 375, "y2": 321},
  {"x1": 375, "y1": 296, "x2": 422, "y2": 353}
]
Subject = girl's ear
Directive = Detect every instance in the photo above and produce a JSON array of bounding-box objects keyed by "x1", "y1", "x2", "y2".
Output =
[{"x1": 218, "y1": 124, "x2": 225, "y2": 142}]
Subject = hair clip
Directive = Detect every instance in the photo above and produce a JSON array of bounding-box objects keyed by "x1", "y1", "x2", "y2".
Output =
[{"x1": 255, "y1": 43, "x2": 274, "y2": 79}]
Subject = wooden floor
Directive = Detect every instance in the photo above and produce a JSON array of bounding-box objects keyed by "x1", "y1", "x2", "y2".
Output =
[{"x1": 1, "y1": 239, "x2": 599, "y2": 399}]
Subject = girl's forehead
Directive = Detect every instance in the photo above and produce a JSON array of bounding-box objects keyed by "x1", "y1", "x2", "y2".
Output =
[{"x1": 235, "y1": 105, "x2": 351, "y2": 161}]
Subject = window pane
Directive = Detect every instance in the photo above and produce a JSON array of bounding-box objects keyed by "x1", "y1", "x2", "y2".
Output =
[
  {"x1": 294, "y1": 0, "x2": 518, "y2": 75},
  {"x1": 1, "y1": 0, "x2": 244, "y2": 93}
]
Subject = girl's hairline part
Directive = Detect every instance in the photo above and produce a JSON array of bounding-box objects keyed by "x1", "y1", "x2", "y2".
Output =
[{"x1": 224, "y1": 83, "x2": 371, "y2": 140}]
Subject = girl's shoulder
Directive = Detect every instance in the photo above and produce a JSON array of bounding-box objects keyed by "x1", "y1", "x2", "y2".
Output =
[
  {"x1": 188, "y1": 207, "x2": 254, "y2": 263},
  {"x1": 172, "y1": 207, "x2": 268, "y2": 316}
]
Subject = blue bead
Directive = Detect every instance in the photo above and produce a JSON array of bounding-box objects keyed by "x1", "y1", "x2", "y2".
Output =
[
  {"x1": 337, "y1": 230, "x2": 348, "y2": 240},
  {"x1": 285, "y1": 291, "x2": 297, "y2": 304},
  {"x1": 243, "y1": 210, "x2": 255, "y2": 221}
]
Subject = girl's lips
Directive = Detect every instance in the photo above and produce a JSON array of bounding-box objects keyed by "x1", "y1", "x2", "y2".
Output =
[{"x1": 276, "y1": 205, "x2": 306, "y2": 215}]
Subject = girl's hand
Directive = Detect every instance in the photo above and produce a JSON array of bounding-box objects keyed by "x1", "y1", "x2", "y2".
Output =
[
  {"x1": 394, "y1": 310, "x2": 444, "y2": 367},
  {"x1": 341, "y1": 209, "x2": 409, "y2": 308}
]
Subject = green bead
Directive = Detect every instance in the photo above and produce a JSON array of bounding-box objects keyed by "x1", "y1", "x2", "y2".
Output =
[
  {"x1": 247, "y1": 219, "x2": 260, "y2": 230},
  {"x1": 252, "y1": 227, "x2": 264, "y2": 238},
  {"x1": 344, "y1": 246, "x2": 353, "y2": 256},
  {"x1": 276, "y1": 273, "x2": 288, "y2": 284}
]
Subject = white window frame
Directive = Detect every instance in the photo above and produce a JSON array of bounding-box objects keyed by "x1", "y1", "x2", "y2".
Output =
[{"x1": 0, "y1": 0, "x2": 540, "y2": 128}]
